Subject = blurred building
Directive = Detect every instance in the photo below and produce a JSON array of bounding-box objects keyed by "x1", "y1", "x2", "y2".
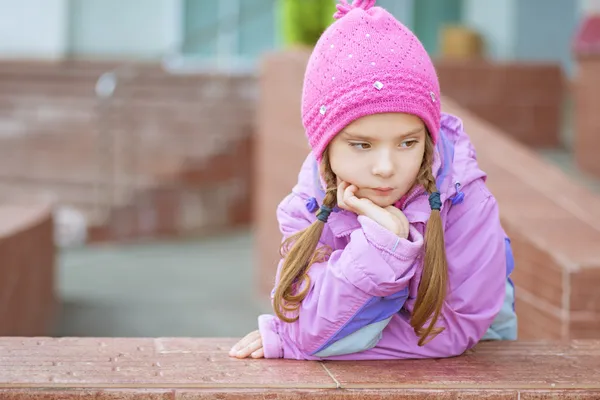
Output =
[
  {"x1": 0, "y1": 0, "x2": 597, "y2": 245},
  {"x1": 0, "y1": 0, "x2": 589, "y2": 75}
]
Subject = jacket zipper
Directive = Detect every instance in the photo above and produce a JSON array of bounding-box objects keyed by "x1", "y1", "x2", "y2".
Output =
[{"x1": 399, "y1": 185, "x2": 425, "y2": 210}]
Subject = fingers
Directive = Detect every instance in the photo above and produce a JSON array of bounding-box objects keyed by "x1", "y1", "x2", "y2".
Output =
[
  {"x1": 347, "y1": 197, "x2": 403, "y2": 236},
  {"x1": 229, "y1": 330, "x2": 257, "y2": 353},
  {"x1": 338, "y1": 182, "x2": 375, "y2": 216},
  {"x1": 384, "y1": 205, "x2": 408, "y2": 223},
  {"x1": 337, "y1": 180, "x2": 352, "y2": 211},
  {"x1": 384, "y1": 206, "x2": 410, "y2": 239},
  {"x1": 233, "y1": 337, "x2": 263, "y2": 359},
  {"x1": 336, "y1": 184, "x2": 408, "y2": 238},
  {"x1": 251, "y1": 347, "x2": 264, "y2": 359},
  {"x1": 229, "y1": 330, "x2": 260, "y2": 358},
  {"x1": 344, "y1": 185, "x2": 375, "y2": 216},
  {"x1": 228, "y1": 339, "x2": 245, "y2": 357},
  {"x1": 343, "y1": 183, "x2": 355, "y2": 206},
  {"x1": 366, "y1": 205, "x2": 399, "y2": 230}
]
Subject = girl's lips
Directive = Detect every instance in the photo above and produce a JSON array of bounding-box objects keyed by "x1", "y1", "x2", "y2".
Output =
[{"x1": 371, "y1": 187, "x2": 394, "y2": 195}]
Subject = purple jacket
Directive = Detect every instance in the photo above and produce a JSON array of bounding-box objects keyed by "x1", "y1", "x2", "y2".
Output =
[{"x1": 258, "y1": 113, "x2": 512, "y2": 360}]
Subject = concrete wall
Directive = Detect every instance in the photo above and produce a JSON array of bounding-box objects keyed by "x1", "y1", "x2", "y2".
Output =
[
  {"x1": 0, "y1": 0, "x2": 69, "y2": 59},
  {"x1": 67, "y1": 0, "x2": 182, "y2": 59}
]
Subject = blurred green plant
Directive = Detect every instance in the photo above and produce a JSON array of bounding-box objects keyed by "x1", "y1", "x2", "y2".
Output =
[{"x1": 280, "y1": 0, "x2": 338, "y2": 47}]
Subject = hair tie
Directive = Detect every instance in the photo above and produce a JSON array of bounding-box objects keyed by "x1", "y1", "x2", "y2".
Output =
[
  {"x1": 428, "y1": 192, "x2": 442, "y2": 211},
  {"x1": 305, "y1": 197, "x2": 319, "y2": 213},
  {"x1": 317, "y1": 205, "x2": 333, "y2": 223}
]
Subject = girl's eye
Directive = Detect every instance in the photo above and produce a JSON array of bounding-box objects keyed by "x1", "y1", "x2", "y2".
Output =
[
  {"x1": 349, "y1": 142, "x2": 371, "y2": 150},
  {"x1": 400, "y1": 140, "x2": 417, "y2": 148}
]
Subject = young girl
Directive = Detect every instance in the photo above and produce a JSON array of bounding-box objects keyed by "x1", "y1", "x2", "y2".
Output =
[{"x1": 230, "y1": 0, "x2": 517, "y2": 360}]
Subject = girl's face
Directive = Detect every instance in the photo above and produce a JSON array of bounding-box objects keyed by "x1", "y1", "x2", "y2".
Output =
[{"x1": 328, "y1": 112, "x2": 426, "y2": 208}]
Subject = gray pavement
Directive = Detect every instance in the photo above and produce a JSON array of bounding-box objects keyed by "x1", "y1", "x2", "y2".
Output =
[{"x1": 53, "y1": 229, "x2": 271, "y2": 338}]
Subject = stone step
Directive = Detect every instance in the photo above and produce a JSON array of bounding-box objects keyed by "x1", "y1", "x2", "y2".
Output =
[
  {"x1": 0, "y1": 338, "x2": 598, "y2": 398},
  {"x1": 0, "y1": 205, "x2": 55, "y2": 337},
  {"x1": 0, "y1": 60, "x2": 255, "y2": 244}
]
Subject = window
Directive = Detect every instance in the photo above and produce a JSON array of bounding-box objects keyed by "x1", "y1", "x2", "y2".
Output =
[
  {"x1": 412, "y1": 0, "x2": 462, "y2": 56},
  {"x1": 180, "y1": 0, "x2": 276, "y2": 70}
]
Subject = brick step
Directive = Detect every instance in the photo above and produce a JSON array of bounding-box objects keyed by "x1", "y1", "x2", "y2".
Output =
[
  {"x1": 0, "y1": 206, "x2": 55, "y2": 337},
  {"x1": 0, "y1": 181, "x2": 130, "y2": 229},
  {"x1": 87, "y1": 178, "x2": 248, "y2": 242},
  {"x1": 0, "y1": 130, "x2": 251, "y2": 244},
  {"x1": 0, "y1": 154, "x2": 131, "y2": 184},
  {"x1": 0, "y1": 134, "x2": 223, "y2": 160},
  {"x1": 87, "y1": 135, "x2": 253, "y2": 242},
  {"x1": 0, "y1": 82, "x2": 98, "y2": 97},
  {"x1": 0, "y1": 62, "x2": 154, "y2": 82},
  {"x1": 0, "y1": 61, "x2": 251, "y2": 83},
  {"x1": 0, "y1": 90, "x2": 256, "y2": 113},
  {"x1": 0, "y1": 128, "x2": 246, "y2": 151},
  {"x1": 0, "y1": 94, "x2": 254, "y2": 114},
  {"x1": 0, "y1": 112, "x2": 252, "y2": 150},
  {"x1": 0, "y1": 134, "x2": 248, "y2": 182},
  {"x1": 0, "y1": 338, "x2": 598, "y2": 398},
  {"x1": 0, "y1": 60, "x2": 255, "y2": 244},
  {"x1": 0, "y1": 59, "x2": 131, "y2": 75},
  {"x1": 0, "y1": 97, "x2": 97, "y2": 137},
  {"x1": 0, "y1": 97, "x2": 253, "y2": 139},
  {"x1": 0, "y1": 61, "x2": 157, "y2": 85},
  {"x1": 0, "y1": 178, "x2": 248, "y2": 242},
  {"x1": 0, "y1": 73, "x2": 247, "y2": 88},
  {"x1": 434, "y1": 59, "x2": 565, "y2": 148},
  {"x1": 0, "y1": 179, "x2": 146, "y2": 207}
]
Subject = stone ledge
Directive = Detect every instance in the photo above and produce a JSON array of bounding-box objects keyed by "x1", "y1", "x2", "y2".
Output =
[
  {"x1": 435, "y1": 59, "x2": 565, "y2": 148},
  {"x1": 442, "y1": 98, "x2": 600, "y2": 340},
  {"x1": 0, "y1": 338, "x2": 599, "y2": 399},
  {"x1": 0, "y1": 204, "x2": 52, "y2": 238},
  {"x1": 0, "y1": 204, "x2": 56, "y2": 336}
]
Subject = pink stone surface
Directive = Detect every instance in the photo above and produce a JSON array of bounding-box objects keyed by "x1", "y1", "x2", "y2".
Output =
[
  {"x1": 0, "y1": 338, "x2": 599, "y2": 399},
  {"x1": 0, "y1": 338, "x2": 334, "y2": 388}
]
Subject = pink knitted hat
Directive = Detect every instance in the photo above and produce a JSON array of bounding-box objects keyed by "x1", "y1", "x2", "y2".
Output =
[{"x1": 302, "y1": 0, "x2": 441, "y2": 162}]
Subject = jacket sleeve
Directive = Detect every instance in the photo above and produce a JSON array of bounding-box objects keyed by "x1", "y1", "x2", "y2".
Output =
[
  {"x1": 303, "y1": 187, "x2": 507, "y2": 360},
  {"x1": 258, "y1": 192, "x2": 424, "y2": 359}
]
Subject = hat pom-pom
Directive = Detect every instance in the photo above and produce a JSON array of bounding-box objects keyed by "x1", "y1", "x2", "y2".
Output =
[{"x1": 334, "y1": 0, "x2": 376, "y2": 20}]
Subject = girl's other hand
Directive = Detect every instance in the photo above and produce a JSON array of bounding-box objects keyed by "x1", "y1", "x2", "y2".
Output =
[{"x1": 229, "y1": 330, "x2": 264, "y2": 359}]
